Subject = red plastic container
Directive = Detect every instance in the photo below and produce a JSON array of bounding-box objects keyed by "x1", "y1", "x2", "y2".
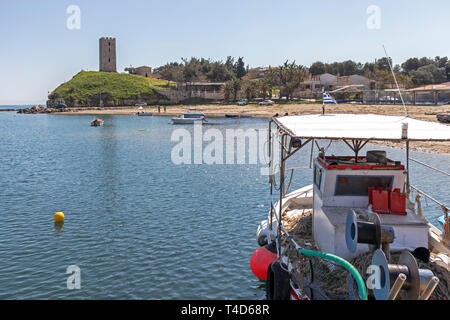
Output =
[
  {"x1": 369, "y1": 187, "x2": 375, "y2": 205},
  {"x1": 372, "y1": 188, "x2": 389, "y2": 213},
  {"x1": 390, "y1": 188, "x2": 406, "y2": 215}
]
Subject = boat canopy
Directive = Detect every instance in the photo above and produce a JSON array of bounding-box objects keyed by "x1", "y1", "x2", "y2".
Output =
[{"x1": 274, "y1": 114, "x2": 450, "y2": 141}]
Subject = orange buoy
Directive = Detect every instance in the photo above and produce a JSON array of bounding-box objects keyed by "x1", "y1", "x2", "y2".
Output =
[{"x1": 250, "y1": 243, "x2": 277, "y2": 280}]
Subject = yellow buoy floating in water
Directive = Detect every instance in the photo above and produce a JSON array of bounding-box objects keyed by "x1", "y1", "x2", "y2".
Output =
[{"x1": 54, "y1": 212, "x2": 65, "y2": 222}]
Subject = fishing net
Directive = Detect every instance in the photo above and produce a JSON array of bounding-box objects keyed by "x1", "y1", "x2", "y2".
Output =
[{"x1": 280, "y1": 211, "x2": 450, "y2": 300}]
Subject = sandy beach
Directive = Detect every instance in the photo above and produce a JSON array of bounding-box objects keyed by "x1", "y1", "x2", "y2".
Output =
[{"x1": 55, "y1": 103, "x2": 450, "y2": 154}]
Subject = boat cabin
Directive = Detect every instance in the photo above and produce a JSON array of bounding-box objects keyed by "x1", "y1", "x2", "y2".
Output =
[{"x1": 312, "y1": 152, "x2": 429, "y2": 260}]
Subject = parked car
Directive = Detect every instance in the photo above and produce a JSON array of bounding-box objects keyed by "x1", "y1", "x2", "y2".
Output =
[
  {"x1": 259, "y1": 100, "x2": 274, "y2": 106},
  {"x1": 237, "y1": 99, "x2": 248, "y2": 106},
  {"x1": 135, "y1": 102, "x2": 147, "y2": 106},
  {"x1": 53, "y1": 103, "x2": 67, "y2": 109}
]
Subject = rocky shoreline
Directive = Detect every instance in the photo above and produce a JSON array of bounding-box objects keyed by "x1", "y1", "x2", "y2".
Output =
[{"x1": 17, "y1": 105, "x2": 108, "y2": 114}]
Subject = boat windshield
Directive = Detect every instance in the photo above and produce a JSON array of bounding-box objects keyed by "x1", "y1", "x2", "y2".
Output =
[{"x1": 335, "y1": 175, "x2": 393, "y2": 196}]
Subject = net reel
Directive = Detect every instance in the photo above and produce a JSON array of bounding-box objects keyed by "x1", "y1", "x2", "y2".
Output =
[
  {"x1": 345, "y1": 210, "x2": 395, "y2": 256},
  {"x1": 371, "y1": 249, "x2": 438, "y2": 300}
]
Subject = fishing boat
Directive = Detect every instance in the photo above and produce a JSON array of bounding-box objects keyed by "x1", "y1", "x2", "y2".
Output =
[
  {"x1": 171, "y1": 112, "x2": 206, "y2": 124},
  {"x1": 90, "y1": 119, "x2": 104, "y2": 126},
  {"x1": 251, "y1": 114, "x2": 450, "y2": 300}
]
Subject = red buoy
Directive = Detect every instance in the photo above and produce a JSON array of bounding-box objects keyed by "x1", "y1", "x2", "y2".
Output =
[{"x1": 250, "y1": 245, "x2": 277, "y2": 280}]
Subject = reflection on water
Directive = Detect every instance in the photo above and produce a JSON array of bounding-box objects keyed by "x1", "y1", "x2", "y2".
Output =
[{"x1": 0, "y1": 111, "x2": 448, "y2": 299}]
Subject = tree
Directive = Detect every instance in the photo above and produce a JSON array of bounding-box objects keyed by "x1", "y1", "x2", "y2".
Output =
[
  {"x1": 243, "y1": 80, "x2": 258, "y2": 100},
  {"x1": 223, "y1": 78, "x2": 242, "y2": 102},
  {"x1": 231, "y1": 78, "x2": 242, "y2": 101},
  {"x1": 401, "y1": 58, "x2": 421, "y2": 73},
  {"x1": 153, "y1": 62, "x2": 184, "y2": 82},
  {"x1": 207, "y1": 62, "x2": 234, "y2": 82},
  {"x1": 310, "y1": 62, "x2": 325, "y2": 75},
  {"x1": 235, "y1": 57, "x2": 247, "y2": 79},
  {"x1": 375, "y1": 57, "x2": 392, "y2": 71},
  {"x1": 277, "y1": 61, "x2": 309, "y2": 100},
  {"x1": 411, "y1": 64, "x2": 446, "y2": 85},
  {"x1": 223, "y1": 81, "x2": 233, "y2": 102}
]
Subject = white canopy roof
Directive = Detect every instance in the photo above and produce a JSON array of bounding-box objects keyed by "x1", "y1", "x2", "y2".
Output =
[{"x1": 274, "y1": 114, "x2": 450, "y2": 141}]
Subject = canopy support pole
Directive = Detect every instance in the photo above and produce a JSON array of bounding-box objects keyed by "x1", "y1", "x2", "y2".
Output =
[
  {"x1": 406, "y1": 140, "x2": 410, "y2": 197},
  {"x1": 278, "y1": 134, "x2": 287, "y2": 253},
  {"x1": 343, "y1": 139, "x2": 369, "y2": 163},
  {"x1": 284, "y1": 138, "x2": 313, "y2": 161}
]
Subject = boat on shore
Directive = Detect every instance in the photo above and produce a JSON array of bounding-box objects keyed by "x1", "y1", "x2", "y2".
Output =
[
  {"x1": 251, "y1": 114, "x2": 450, "y2": 300},
  {"x1": 90, "y1": 118, "x2": 104, "y2": 126}
]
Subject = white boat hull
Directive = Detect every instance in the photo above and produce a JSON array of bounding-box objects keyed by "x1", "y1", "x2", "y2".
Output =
[{"x1": 172, "y1": 117, "x2": 205, "y2": 124}]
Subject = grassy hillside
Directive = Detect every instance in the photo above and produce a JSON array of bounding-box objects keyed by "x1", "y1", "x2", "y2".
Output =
[{"x1": 48, "y1": 71, "x2": 175, "y2": 105}]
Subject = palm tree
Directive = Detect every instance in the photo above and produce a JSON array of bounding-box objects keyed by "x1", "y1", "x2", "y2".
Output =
[
  {"x1": 231, "y1": 78, "x2": 242, "y2": 101},
  {"x1": 223, "y1": 81, "x2": 234, "y2": 103},
  {"x1": 243, "y1": 80, "x2": 258, "y2": 101}
]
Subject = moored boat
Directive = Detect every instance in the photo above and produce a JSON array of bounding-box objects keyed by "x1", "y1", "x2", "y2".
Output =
[
  {"x1": 137, "y1": 112, "x2": 153, "y2": 116},
  {"x1": 251, "y1": 114, "x2": 450, "y2": 300},
  {"x1": 90, "y1": 118, "x2": 104, "y2": 126},
  {"x1": 171, "y1": 112, "x2": 206, "y2": 124}
]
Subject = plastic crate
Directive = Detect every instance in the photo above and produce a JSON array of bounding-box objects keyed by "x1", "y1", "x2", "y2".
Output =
[{"x1": 390, "y1": 188, "x2": 406, "y2": 215}]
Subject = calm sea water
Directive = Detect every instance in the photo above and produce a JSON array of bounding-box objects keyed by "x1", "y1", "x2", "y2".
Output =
[{"x1": 0, "y1": 111, "x2": 448, "y2": 299}]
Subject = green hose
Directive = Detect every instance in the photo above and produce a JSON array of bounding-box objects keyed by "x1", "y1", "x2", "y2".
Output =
[{"x1": 299, "y1": 249, "x2": 368, "y2": 300}]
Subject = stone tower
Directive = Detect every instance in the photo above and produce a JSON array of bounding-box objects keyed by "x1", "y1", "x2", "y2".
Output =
[{"x1": 99, "y1": 37, "x2": 117, "y2": 72}]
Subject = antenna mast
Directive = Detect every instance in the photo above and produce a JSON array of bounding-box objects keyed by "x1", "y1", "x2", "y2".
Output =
[{"x1": 382, "y1": 45, "x2": 409, "y2": 117}]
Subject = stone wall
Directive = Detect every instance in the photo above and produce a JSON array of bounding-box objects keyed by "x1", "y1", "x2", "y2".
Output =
[{"x1": 155, "y1": 88, "x2": 224, "y2": 104}]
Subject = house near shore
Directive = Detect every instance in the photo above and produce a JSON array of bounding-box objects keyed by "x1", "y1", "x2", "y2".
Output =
[
  {"x1": 301, "y1": 73, "x2": 337, "y2": 92},
  {"x1": 178, "y1": 82, "x2": 225, "y2": 100},
  {"x1": 125, "y1": 66, "x2": 162, "y2": 79},
  {"x1": 361, "y1": 81, "x2": 450, "y2": 105},
  {"x1": 300, "y1": 73, "x2": 374, "y2": 93}
]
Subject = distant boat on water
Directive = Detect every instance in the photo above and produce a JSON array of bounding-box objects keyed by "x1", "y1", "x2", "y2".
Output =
[
  {"x1": 172, "y1": 111, "x2": 206, "y2": 124},
  {"x1": 91, "y1": 119, "x2": 104, "y2": 126},
  {"x1": 225, "y1": 114, "x2": 252, "y2": 119},
  {"x1": 137, "y1": 112, "x2": 152, "y2": 116}
]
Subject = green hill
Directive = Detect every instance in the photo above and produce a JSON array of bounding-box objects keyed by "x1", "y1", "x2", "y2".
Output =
[{"x1": 48, "y1": 71, "x2": 175, "y2": 107}]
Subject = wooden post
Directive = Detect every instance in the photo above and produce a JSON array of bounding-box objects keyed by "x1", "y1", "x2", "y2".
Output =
[
  {"x1": 435, "y1": 90, "x2": 439, "y2": 106},
  {"x1": 413, "y1": 91, "x2": 416, "y2": 105}
]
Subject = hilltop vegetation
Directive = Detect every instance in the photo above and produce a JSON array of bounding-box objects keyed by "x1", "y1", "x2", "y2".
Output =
[{"x1": 48, "y1": 71, "x2": 175, "y2": 106}]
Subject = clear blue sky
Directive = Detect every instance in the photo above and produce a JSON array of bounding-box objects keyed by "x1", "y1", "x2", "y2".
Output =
[{"x1": 0, "y1": 0, "x2": 449, "y2": 104}]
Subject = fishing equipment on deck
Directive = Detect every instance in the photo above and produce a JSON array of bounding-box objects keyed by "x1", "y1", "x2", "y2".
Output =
[
  {"x1": 345, "y1": 210, "x2": 395, "y2": 258},
  {"x1": 371, "y1": 249, "x2": 438, "y2": 300}
]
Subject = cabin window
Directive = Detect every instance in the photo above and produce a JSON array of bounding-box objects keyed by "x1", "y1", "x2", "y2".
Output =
[
  {"x1": 334, "y1": 175, "x2": 393, "y2": 196},
  {"x1": 314, "y1": 165, "x2": 322, "y2": 188}
]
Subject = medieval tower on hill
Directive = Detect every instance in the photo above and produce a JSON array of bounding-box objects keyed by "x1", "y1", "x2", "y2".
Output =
[{"x1": 99, "y1": 37, "x2": 117, "y2": 72}]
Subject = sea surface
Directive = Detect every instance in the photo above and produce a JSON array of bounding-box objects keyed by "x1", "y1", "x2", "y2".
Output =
[{"x1": 0, "y1": 111, "x2": 448, "y2": 299}]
